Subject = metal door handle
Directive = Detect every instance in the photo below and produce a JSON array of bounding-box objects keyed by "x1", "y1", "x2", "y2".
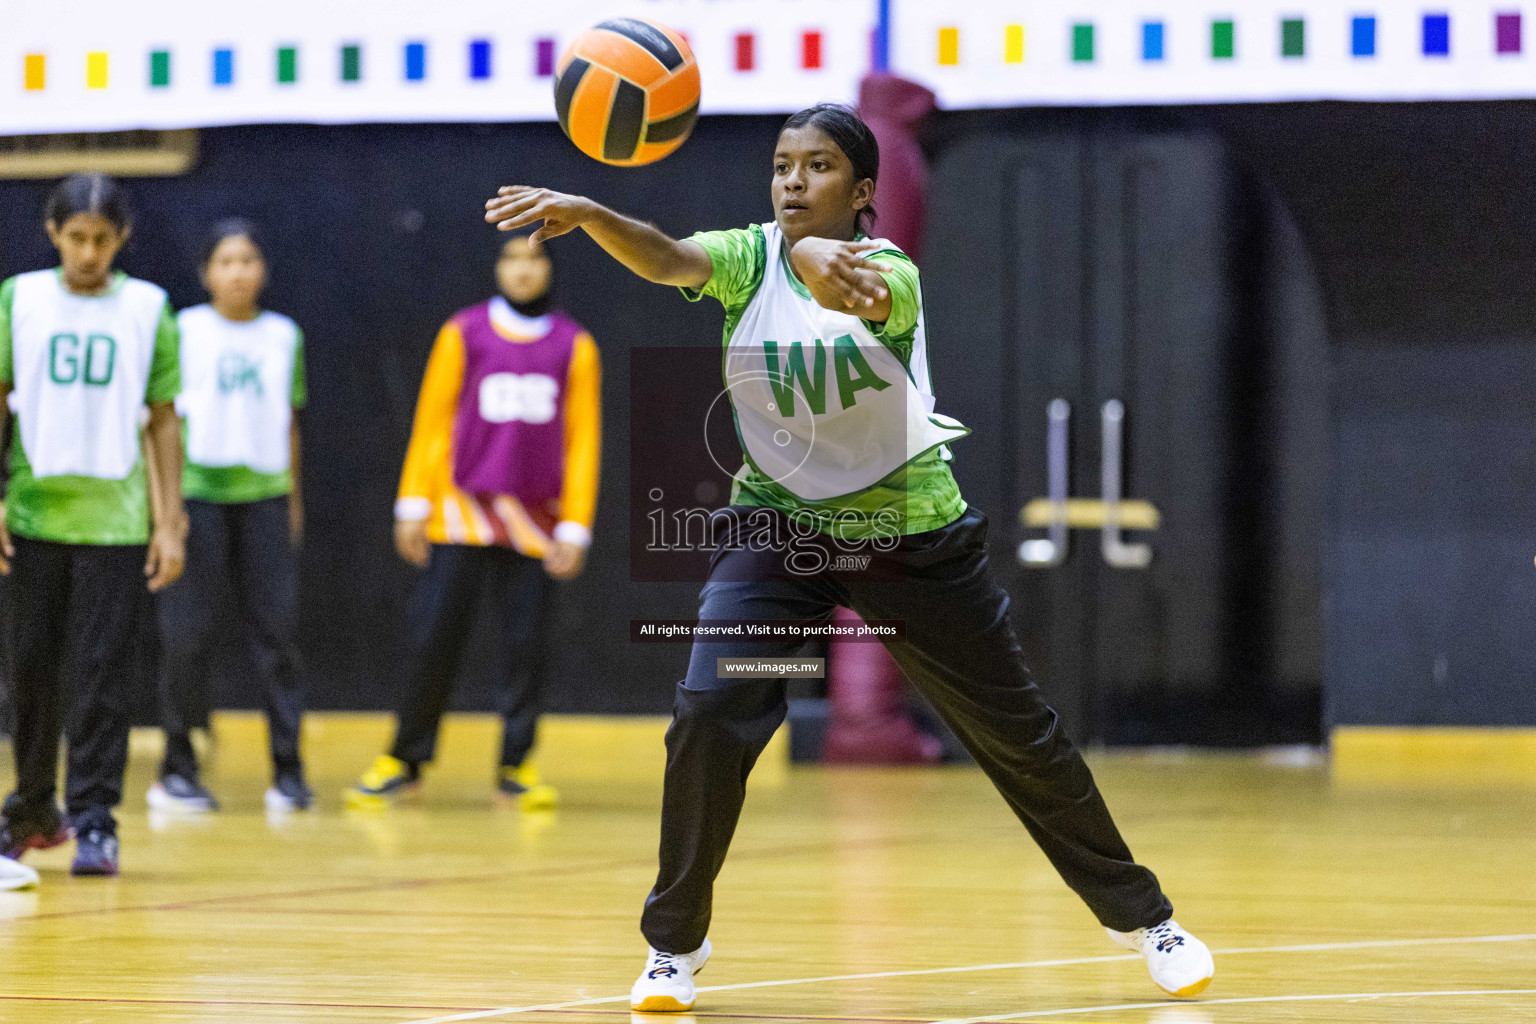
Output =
[
  {"x1": 1100, "y1": 399, "x2": 1152, "y2": 569},
  {"x1": 1019, "y1": 398, "x2": 1070, "y2": 567}
]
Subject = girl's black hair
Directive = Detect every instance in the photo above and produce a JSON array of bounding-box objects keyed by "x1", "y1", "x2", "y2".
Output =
[
  {"x1": 44, "y1": 172, "x2": 131, "y2": 231},
  {"x1": 780, "y1": 103, "x2": 880, "y2": 233},
  {"x1": 200, "y1": 217, "x2": 266, "y2": 267}
]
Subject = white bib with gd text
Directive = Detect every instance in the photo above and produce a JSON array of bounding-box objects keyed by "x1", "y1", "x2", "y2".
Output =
[{"x1": 8, "y1": 270, "x2": 163, "y2": 480}]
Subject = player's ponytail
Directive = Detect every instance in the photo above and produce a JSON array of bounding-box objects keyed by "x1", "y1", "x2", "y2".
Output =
[
  {"x1": 44, "y1": 172, "x2": 130, "y2": 231},
  {"x1": 782, "y1": 103, "x2": 881, "y2": 234}
]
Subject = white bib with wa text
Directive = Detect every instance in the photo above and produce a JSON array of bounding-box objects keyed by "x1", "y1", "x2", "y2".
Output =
[{"x1": 723, "y1": 223, "x2": 968, "y2": 502}]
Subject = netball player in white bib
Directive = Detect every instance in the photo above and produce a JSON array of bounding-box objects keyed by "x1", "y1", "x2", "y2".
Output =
[
  {"x1": 151, "y1": 220, "x2": 311, "y2": 816},
  {"x1": 0, "y1": 174, "x2": 185, "y2": 878},
  {"x1": 485, "y1": 105, "x2": 1213, "y2": 1009}
]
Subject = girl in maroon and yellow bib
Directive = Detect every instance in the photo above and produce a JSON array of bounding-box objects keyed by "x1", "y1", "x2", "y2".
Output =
[{"x1": 349, "y1": 236, "x2": 600, "y2": 808}]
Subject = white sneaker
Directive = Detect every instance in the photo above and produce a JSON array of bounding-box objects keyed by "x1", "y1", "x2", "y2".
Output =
[
  {"x1": 0, "y1": 855, "x2": 39, "y2": 891},
  {"x1": 147, "y1": 775, "x2": 218, "y2": 814},
  {"x1": 1108, "y1": 919, "x2": 1214, "y2": 997},
  {"x1": 630, "y1": 938, "x2": 711, "y2": 1012}
]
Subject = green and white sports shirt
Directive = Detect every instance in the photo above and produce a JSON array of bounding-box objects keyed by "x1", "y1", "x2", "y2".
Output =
[
  {"x1": 0, "y1": 269, "x2": 180, "y2": 545},
  {"x1": 684, "y1": 223, "x2": 970, "y2": 539},
  {"x1": 177, "y1": 303, "x2": 306, "y2": 504}
]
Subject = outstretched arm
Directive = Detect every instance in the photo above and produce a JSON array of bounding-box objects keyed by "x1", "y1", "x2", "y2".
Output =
[
  {"x1": 788, "y1": 238, "x2": 894, "y2": 322},
  {"x1": 485, "y1": 186, "x2": 713, "y2": 288}
]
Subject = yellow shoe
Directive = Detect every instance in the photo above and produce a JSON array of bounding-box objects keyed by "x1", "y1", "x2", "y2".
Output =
[
  {"x1": 498, "y1": 764, "x2": 559, "y2": 811},
  {"x1": 344, "y1": 755, "x2": 420, "y2": 809}
]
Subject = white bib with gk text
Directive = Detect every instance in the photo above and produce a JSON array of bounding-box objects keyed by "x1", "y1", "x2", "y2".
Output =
[
  {"x1": 723, "y1": 222, "x2": 968, "y2": 501},
  {"x1": 176, "y1": 304, "x2": 298, "y2": 473}
]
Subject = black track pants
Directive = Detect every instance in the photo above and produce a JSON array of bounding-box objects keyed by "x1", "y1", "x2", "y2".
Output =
[
  {"x1": 640, "y1": 506, "x2": 1173, "y2": 953},
  {"x1": 389, "y1": 544, "x2": 550, "y2": 770},
  {"x1": 157, "y1": 497, "x2": 304, "y2": 780},
  {"x1": 5, "y1": 536, "x2": 146, "y2": 832}
]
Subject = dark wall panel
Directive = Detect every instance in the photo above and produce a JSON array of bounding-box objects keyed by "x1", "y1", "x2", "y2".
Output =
[
  {"x1": 1258, "y1": 196, "x2": 1331, "y2": 696},
  {"x1": 924, "y1": 116, "x2": 1327, "y2": 745},
  {"x1": 1326, "y1": 343, "x2": 1536, "y2": 724},
  {"x1": 1211, "y1": 102, "x2": 1536, "y2": 727},
  {"x1": 1211, "y1": 101, "x2": 1536, "y2": 345}
]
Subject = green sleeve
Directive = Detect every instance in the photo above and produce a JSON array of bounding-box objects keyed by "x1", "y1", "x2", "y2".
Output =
[
  {"x1": 145, "y1": 299, "x2": 180, "y2": 404},
  {"x1": 862, "y1": 249, "x2": 922, "y2": 364},
  {"x1": 291, "y1": 328, "x2": 307, "y2": 408},
  {"x1": 0, "y1": 277, "x2": 16, "y2": 385},
  {"x1": 680, "y1": 225, "x2": 766, "y2": 310}
]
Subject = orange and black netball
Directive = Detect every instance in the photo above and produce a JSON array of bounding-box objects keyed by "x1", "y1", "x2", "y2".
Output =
[{"x1": 553, "y1": 18, "x2": 701, "y2": 167}]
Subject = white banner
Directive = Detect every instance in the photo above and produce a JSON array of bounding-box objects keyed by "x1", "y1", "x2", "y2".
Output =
[
  {"x1": 890, "y1": 1, "x2": 1536, "y2": 107},
  {"x1": 8, "y1": 0, "x2": 1536, "y2": 135},
  {"x1": 0, "y1": 0, "x2": 873, "y2": 134}
]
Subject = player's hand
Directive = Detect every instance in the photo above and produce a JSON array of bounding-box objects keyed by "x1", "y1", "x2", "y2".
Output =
[
  {"x1": 0, "y1": 506, "x2": 12, "y2": 576},
  {"x1": 788, "y1": 237, "x2": 894, "y2": 312},
  {"x1": 543, "y1": 540, "x2": 587, "y2": 580},
  {"x1": 484, "y1": 186, "x2": 595, "y2": 245},
  {"x1": 145, "y1": 517, "x2": 187, "y2": 592},
  {"x1": 394, "y1": 517, "x2": 431, "y2": 568}
]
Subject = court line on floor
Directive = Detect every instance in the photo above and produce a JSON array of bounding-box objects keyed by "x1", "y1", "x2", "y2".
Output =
[
  {"x1": 459, "y1": 1018, "x2": 900, "y2": 1023},
  {"x1": 393, "y1": 931, "x2": 1536, "y2": 1024},
  {"x1": 495, "y1": 1013, "x2": 922, "y2": 1024},
  {"x1": 0, "y1": 994, "x2": 920, "y2": 1022},
  {"x1": 931, "y1": 988, "x2": 1536, "y2": 1023},
  {"x1": 10, "y1": 862, "x2": 618, "y2": 922},
  {"x1": 13, "y1": 832, "x2": 937, "y2": 923},
  {"x1": 0, "y1": 994, "x2": 493, "y2": 1012},
  {"x1": 397, "y1": 956, "x2": 1149, "y2": 1023}
]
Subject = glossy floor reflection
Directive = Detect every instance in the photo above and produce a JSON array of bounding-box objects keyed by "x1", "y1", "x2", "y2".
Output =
[{"x1": 1, "y1": 722, "x2": 1533, "y2": 1023}]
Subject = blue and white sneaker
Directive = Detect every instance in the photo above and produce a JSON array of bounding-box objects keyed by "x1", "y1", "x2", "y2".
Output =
[
  {"x1": 630, "y1": 938, "x2": 711, "y2": 1011},
  {"x1": 1108, "y1": 919, "x2": 1214, "y2": 997},
  {"x1": 148, "y1": 774, "x2": 219, "y2": 814},
  {"x1": 266, "y1": 773, "x2": 314, "y2": 813},
  {"x1": 71, "y1": 828, "x2": 119, "y2": 877}
]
